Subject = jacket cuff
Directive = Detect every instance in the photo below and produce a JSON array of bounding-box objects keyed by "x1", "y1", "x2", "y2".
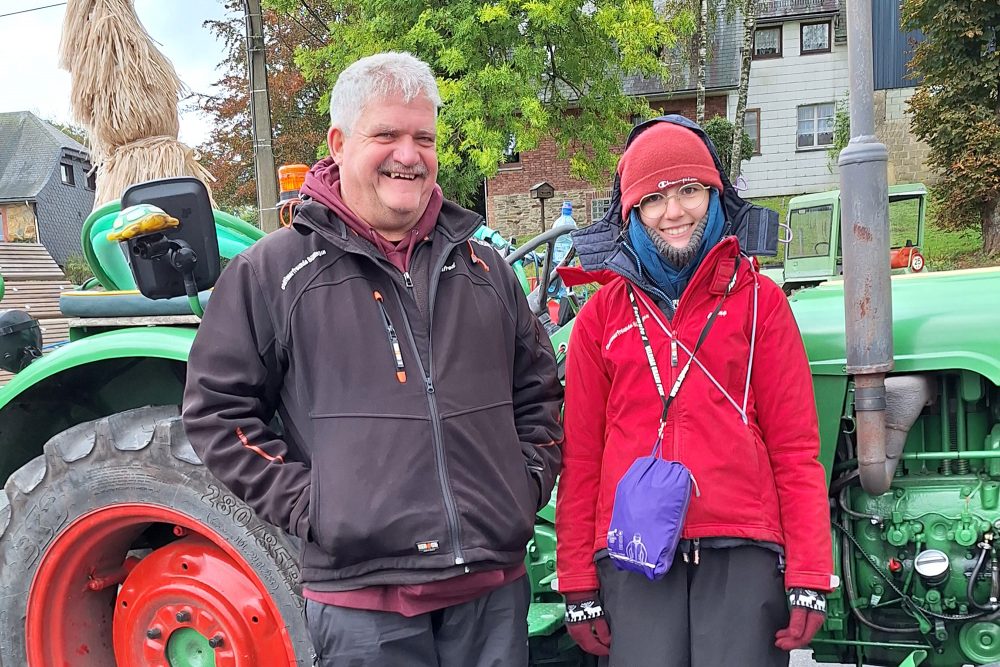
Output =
[
  {"x1": 556, "y1": 571, "x2": 600, "y2": 594},
  {"x1": 785, "y1": 570, "x2": 839, "y2": 593}
]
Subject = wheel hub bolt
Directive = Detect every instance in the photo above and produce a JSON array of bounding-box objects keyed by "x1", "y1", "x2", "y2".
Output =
[
  {"x1": 209, "y1": 634, "x2": 224, "y2": 648},
  {"x1": 175, "y1": 610, "x2": 191, "y2": 623},
  {"x1": 146, "y1": 627, "x2": 162, "y2": 639}
]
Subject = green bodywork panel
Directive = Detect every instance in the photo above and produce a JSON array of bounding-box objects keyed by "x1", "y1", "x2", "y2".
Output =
[
  {"x1": 0, "y1": 327, "x2": 193, "y2": 405},
  {"x1": 791, "y1": 267, "x2": 1000, "y2": 383},
  {"x1": 0, "y1": 328, "x2": 194, "y2": 482}
]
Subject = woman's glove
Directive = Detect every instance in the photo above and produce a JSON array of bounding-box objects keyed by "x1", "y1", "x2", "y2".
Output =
[
  {"x1": 564, "y1": 590, "x2": 611, "y2": 656},
  {"x1": 775, "y1": 588, "x2": 827, "y2": 651}
]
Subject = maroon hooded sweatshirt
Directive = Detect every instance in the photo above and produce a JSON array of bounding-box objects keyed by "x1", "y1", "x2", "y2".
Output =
[{"x1": 300, "y1": 157, "x2": 443, "y2": 274}]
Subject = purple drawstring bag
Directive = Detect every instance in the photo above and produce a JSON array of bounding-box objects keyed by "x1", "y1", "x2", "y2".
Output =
[
  {"x1": 606, "y1": 441, "x2": 698, "y2": 580},
  {"x1": 606, "y1": 278, "x2": 735, "y2": 580}
]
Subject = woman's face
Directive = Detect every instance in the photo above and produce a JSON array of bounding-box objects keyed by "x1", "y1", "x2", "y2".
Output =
[{"x1": 636, "y1": 182, "x2": 711, "y2": 249}]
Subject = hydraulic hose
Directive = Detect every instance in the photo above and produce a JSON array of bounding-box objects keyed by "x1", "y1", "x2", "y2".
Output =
[
  {"x1": 841, "y1": 533, "x2": 921, "y2": 634},
  {"x1": 968, "y1": 544, "x2": 1000, "y2": 612},
  {"x1": 838, "y1": 482, "x2": 881, "y2": 522}
]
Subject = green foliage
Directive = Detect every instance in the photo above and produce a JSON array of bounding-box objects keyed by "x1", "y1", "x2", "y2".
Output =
[
  {"x1": 902, "y1": 0, "x2": 1000, "y2": 250},
  {"x1": 826, "y1": 97, "x2": 849, "y2": 171},
  {"x1": 702, "y1": 115, "x2": 753, "y2": 173},
  {"x1": 266, "y1": 0, "x2": 694, "y2": 206},
  {"x1": 62, "y1": 255, "x2": 93, "y2": 287}
]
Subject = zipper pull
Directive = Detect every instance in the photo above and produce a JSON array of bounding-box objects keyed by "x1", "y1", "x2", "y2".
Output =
[
  {"x1": 682, "y1": 540, "x2": 690, "y2": 563},
  {"x1": 693, "y1": 538, "x2": 700, "y2": 565},
  {"x1": 403, "y1": 271, "x2": 414, "y2": 288},
  {"x1": 689, "y1": 471, "x2": 701, "y2": 497},
  {"x1": 425, "y1": 377, "x2": 435, "y2": 394},
  {"x1": 670, "y1": 339, "x2": 678, "y2": 367}
]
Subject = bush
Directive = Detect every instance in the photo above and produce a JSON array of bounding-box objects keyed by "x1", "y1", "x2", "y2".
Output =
[
  {"x1": 62, "y1": 255, "x2": 92, "y2": 286},
  {"x1": 703, "y1": 116, "x2": 754, "y2": 175}
]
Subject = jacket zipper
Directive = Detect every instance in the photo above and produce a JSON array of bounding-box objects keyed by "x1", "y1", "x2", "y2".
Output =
[
  {"x1": 373, "y1": 291, "x2": 406, "y2": 383},
  {"x1": 389, "y1": 265, "x2": 466, "y2": 567}
]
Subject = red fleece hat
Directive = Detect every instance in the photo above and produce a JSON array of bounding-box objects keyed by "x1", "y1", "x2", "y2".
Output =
[{"x1": 617, "y1": 122, "x2": 724, "y2": 221}]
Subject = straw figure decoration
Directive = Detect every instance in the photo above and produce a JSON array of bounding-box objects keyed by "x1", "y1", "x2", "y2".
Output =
[{"x1": 59, "y1": 0, "x2": 214, "y2": 207}]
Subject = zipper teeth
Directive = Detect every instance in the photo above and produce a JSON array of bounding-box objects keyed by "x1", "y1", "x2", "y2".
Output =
[
  {"x1": 389, "y1": 277, "x2": 465, "y2": 565},
  {"x1": 373, "y1": 293, "x2": 406, "y2": 379}
]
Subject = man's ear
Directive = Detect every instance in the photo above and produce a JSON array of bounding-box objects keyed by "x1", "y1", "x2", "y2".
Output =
[{"x1": 328, "y1": 126, "x2": 345, "y2": 165}]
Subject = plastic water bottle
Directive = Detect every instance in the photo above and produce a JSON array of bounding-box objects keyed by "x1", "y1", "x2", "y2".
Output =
[{"x1": 551, "y1": 201, "x2": 576, "y2": 266}]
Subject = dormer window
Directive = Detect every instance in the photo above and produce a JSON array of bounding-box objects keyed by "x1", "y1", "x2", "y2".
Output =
[{"x1": 60, "y1": 163, "x2": 75, "y2": 186}]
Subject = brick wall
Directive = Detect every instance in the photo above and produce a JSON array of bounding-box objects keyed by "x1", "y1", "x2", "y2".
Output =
[
  {"x1": 0, "y1": 203, "x2": 38, "y2": 242},
  {"x1": 874, "y1": 87, "x2": 935, "y2": 186},
  {"x1": 486, "y1": 96, "x2": 728, "y2": 238}
]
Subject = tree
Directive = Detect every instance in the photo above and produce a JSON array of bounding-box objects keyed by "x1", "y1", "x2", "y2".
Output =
[
  {"x1": 703, "y1": 115, "x2": 752, "y2": 174},
  {"x1": 195, "y1": 0, "x2": 332, "y2": 217},
  {"x1": 903, "y1": 0, "x2": 1000, "y2": 254},
  {"x1": 729, "y1": 0, "x2": 758, "y2": 182},
  {"x1": 265, "y1": 0, "x2": 694, "y2": 205}
]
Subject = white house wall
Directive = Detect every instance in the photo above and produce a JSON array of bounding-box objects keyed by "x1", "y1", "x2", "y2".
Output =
[{"x1": 731, "y1": 19, "x2": 849, "y2": 198}]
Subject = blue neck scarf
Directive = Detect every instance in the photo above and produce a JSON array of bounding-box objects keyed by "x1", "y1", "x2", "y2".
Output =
[{"x1": 626, "y1": 190, "x2": 725, "y2": 301}]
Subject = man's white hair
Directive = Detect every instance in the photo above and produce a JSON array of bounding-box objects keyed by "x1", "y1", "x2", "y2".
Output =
[{"x1": 329, "y1": 52, "x2": 441, "y2": 135}]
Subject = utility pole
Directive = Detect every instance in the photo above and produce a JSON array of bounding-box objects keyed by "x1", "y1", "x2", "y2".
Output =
[
  {"x1": 839, "y1": 0, "x2": 894, "y2": 495},
  {"x1": 244, "y1": 0, "x2": 279, "y2": 232}
]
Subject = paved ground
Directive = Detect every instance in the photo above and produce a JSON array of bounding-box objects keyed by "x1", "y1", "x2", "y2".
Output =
[{"x1": 791, "y1": 650, "x2": 852, "y2": 667}]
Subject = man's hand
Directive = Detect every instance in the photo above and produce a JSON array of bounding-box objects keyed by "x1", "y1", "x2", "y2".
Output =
[
  {"x1": 775, "y1": 588, "x2": 826, "y2": 651},
  {"x1": 564, "y1": 591, "x2": 611, "y2": 656}
]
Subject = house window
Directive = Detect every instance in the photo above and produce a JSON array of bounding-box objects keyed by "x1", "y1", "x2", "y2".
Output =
[
  {"x1": 500, "y1": 134, "x2": 520, "y2": 168},
  {"x1": 797, "y1": 103, "x2": 835, "y2": 149},
  {"x1": 85, "y1": 168, "x2": 96, "y2": 191},
  {"x1": 60, "y1": 163, "x2": 75, "y2": 186},
  {"x1": 744, "y1": 109, "x2": 761, "y2": 155},
  {"x1": 591, "y1": 197, "x2": 611, "y2": 222},
  {"x1": 753, "y1": 25, "x2": 782, "y2": 59},
  {"x1": 801, "y1": 21, "x2": 831, "y2": 54},
  {"x1": 0, "y1": 208, "x2": 5, "y2": 241}
]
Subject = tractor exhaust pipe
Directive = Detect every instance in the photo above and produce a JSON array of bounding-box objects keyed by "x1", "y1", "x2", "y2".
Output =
[
  {"x1": 839, "y1": 0, "x2": 895, "y2": 496},
  {"x1": 857, "y1": 375, "x2": 935, "y2": 494}
]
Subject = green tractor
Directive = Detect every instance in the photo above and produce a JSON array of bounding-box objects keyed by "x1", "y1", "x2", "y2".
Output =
[
  {"x1": 2, "y1": 168, "x2": 1000, "y2": 666},
  {"x1": 763, "y1": 183, "x2": 928, "y2": 292},
  {"x1": 0, "y1": 177, "x2": 577, "y2": 666}
]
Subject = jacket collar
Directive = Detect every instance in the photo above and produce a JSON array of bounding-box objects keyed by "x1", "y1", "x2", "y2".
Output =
[{"x1": 292, "y1": 198, "x2": 483, "y2": 262}]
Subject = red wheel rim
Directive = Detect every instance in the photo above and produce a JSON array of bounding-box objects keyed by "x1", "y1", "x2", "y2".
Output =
[{"x1": 26, "y1": 503, "x2": 298, "y2": 666}]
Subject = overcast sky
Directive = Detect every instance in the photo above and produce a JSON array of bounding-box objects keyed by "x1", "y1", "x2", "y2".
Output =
[{"x1": 0, "y1": 0, "x2": 232, "y2": 146}]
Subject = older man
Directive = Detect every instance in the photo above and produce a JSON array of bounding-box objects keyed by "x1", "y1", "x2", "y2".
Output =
[{"x1": 183, "y1": 52, "x2": 563, "y2": 666}]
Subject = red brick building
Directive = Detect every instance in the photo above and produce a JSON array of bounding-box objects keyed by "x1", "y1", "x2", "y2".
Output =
[{"x1": 485, "y1": 96, "x2": 730, "y2": 241}]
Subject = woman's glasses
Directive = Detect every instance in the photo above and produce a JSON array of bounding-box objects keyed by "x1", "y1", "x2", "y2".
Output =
[{"x1": 637, "y1": 183, "x2": 710, "y2": 218}]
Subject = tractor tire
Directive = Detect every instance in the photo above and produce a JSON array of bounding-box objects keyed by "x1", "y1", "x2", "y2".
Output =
[{"x1": 0, "y1": 405, "x2": 314, "y2": 666}]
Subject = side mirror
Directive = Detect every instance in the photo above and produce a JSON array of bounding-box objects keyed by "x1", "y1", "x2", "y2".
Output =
[
  {"x1": 0, "y1": 309, "x2": 42, "y2": 373},
  {"x1": 118, "y1": 177, "x2": 221, "y2": 300}
]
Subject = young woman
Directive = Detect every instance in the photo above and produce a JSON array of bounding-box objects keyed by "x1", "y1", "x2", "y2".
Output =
[{"x1": 556, "y1": 116, "x2": 835, "y2": 666}]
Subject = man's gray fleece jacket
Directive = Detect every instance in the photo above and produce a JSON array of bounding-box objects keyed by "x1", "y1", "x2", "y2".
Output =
[{"x1": 182, "y1": 199, "x2": 564, "y2": 591}]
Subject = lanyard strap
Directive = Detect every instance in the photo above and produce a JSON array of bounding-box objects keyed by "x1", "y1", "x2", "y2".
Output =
[{"x1": 625, "y1": 257, "x2": 740, "y2": 454}]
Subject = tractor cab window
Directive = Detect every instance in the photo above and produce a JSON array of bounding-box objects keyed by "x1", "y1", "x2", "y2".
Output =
[
  {"x1": 888, "y1": 196, "x2": 921, "y2": 248},
  {"x1": 787, "y1": 205, "x2": 834, "y2": 259}
]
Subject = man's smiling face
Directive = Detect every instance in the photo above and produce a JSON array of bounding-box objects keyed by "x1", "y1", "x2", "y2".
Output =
[{"x1": 328, "y1": 91, "x2": 439, "y2": 241}]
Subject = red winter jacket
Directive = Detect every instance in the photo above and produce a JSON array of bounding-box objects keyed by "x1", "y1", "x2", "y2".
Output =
[{"x1": 555, "y1": 236, "x2": 833, "y2": 593}]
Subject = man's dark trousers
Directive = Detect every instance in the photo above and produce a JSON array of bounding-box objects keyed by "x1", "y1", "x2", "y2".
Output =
[
  {"x1": 305, "y1": 576, "x2": 530, "y2": 666},
  {"x1": 596, "y1": 546, "x2": 790, "y2": 667}
]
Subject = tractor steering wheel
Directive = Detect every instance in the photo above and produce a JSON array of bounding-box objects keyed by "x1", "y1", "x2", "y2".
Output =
[{"x1": 505, "y1": 226, "x2": 577, "y2": 317}]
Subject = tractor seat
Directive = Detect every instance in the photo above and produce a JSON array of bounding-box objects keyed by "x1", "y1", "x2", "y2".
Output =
[{"x1": 60, "y1": 289, "x2": 212, "y2": 318}]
